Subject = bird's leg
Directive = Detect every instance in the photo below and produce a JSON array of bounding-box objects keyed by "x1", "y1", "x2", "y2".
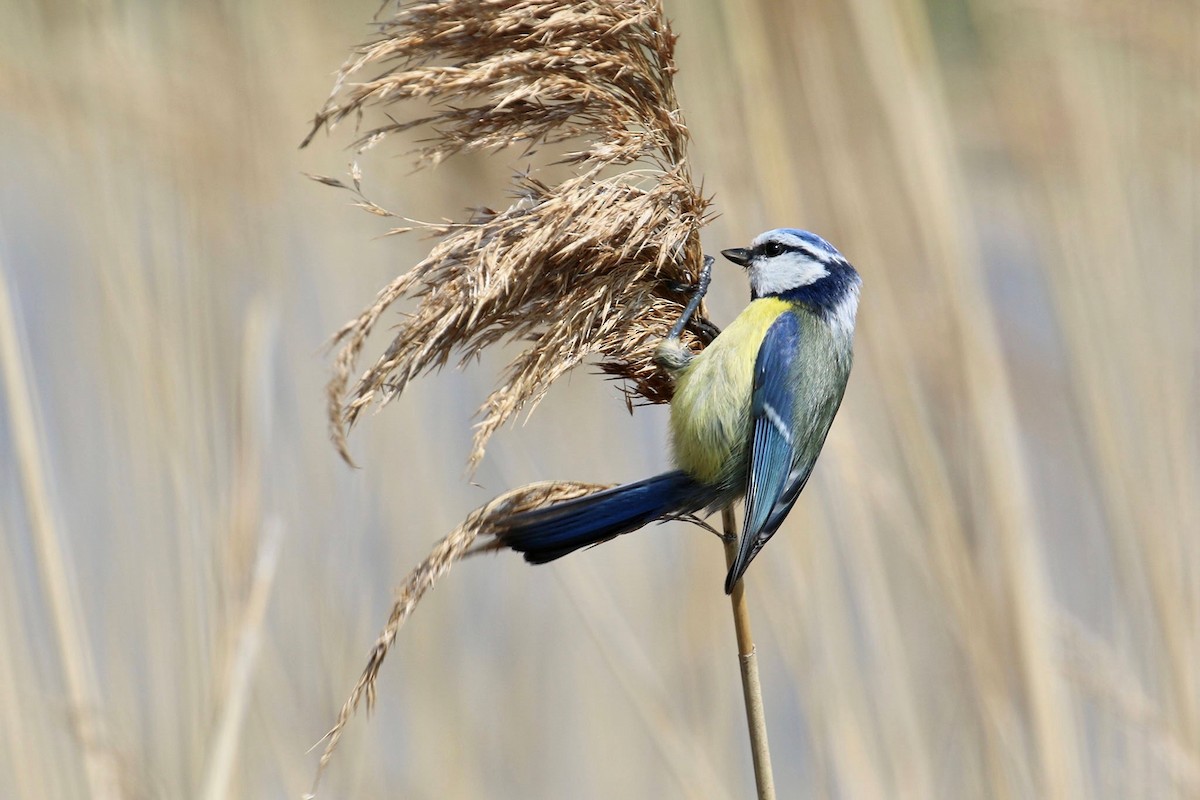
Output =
[
  {"x1": 667, "y1": 255, "x2": 714, "y2": 340},
  {"x1": 654, "y1": 256, "x2": 714, "y2": 373}
]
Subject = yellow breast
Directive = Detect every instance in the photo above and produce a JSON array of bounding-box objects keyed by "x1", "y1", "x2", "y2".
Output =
[{"x1": 669, "y1": 298, "x2": 789, "y2": 485}]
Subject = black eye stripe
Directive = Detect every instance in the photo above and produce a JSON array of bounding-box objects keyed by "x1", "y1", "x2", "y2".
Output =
[{"x1": 755, "y1": 241, "x2": 809, "y2": 258}]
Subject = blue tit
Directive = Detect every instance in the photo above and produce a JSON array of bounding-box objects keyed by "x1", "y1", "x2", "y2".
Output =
[{"x1": 495, "y1": 229, "x2": 861, "y2": 593}]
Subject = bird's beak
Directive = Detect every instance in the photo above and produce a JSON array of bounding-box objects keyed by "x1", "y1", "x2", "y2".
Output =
[{"x1": 721, "y1": 247, "x2": 752, "y2": 267}]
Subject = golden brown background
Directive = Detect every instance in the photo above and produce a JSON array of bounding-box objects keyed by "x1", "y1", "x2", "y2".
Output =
[{"x1": 1, "y1": 0, "x2": 1196, "y2": 798}]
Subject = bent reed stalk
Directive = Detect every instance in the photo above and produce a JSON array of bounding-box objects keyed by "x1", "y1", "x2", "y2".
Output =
[{"x1": 304, "y1": 1, "x2": 775, "y2": 795}]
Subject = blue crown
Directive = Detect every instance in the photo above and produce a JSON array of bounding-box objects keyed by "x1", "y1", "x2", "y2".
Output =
[{"x1": 775, "y1": 228, "x2": 843, "y2": 259}]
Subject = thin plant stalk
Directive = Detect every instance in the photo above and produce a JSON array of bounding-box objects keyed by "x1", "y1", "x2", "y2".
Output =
[
  {"x1": 722, "y1": 505, "x2": 776, "y2": 800},
  {"x1": 0, "y1": 259, "x2": 123, "y2": 799}
]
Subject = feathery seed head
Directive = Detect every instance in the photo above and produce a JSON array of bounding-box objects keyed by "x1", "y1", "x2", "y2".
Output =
[{"x1": 305, "y1": 0, "x2": 712, "y2": 466}]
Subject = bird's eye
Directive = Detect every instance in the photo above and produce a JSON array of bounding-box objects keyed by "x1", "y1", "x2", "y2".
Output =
[{"x1": 761, "y1": 241, "x2": 786, "y2": 257}]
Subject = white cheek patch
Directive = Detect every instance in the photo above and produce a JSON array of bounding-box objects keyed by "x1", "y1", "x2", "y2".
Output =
[{"x1": 749, "y1": 251, "x2": 829, "y2": 296}]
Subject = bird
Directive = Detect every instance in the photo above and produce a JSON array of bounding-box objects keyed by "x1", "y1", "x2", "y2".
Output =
[{"x1": 494, "y1": 228, "x2": 861, "y2": 593}]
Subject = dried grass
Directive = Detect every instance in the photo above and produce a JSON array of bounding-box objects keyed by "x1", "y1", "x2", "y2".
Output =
[
  {"x1": 3, "y1": 0, "x2": 1198, "y2": 797},
  {"x1": 307, "y1": 481, "x2": 607, "y2": 794},
  {"x1": 300, "y1": 5, "x2": 732, "y2": 790},
  {"x1": 303, "y1": 0, "x2": 712, "y2": 466}
]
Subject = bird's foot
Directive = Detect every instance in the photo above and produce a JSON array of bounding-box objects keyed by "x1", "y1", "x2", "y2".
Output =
[{"x1": 665, "y1": 255, "x2": 714, "y2": 341}]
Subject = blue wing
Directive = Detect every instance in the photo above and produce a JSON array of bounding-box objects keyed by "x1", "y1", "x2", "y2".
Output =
[{"x1": 727, "y1": 312, "x2": 805, "y2": 593}]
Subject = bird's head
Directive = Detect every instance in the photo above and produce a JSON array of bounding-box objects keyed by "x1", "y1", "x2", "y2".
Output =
[{"x1": 721, "y1": 228, "x2": 853, "y2": 299}]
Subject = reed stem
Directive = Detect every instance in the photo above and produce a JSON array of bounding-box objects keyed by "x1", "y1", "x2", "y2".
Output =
[{"x1": 721, "y1": 505, "x2": 776, "y2": 800}]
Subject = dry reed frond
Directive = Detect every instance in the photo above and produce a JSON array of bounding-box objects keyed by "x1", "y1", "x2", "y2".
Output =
[
  {"x1": 304, "y1": 0, "x2": 712, "y2": 465},
  {"x1": 308, "y1": 480, "x2": 607, "y2": 795}
]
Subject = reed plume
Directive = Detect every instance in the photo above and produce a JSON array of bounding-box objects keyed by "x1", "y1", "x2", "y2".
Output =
[
  {"x1": 303, "y1": 0, "x2": 713, "y2": 467},
  {"x1": 308, "y1": 481, "x2": 606, "y2": 794},
  {"x1": 303, "y1": 0, "x2": 734, "y2": 792}
]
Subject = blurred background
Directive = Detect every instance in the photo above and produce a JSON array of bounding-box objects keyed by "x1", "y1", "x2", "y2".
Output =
[{"x1": 1, "y1": 0, "x2": 1196, "y2": 797}]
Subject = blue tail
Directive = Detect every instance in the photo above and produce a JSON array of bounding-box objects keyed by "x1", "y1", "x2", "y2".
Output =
[{"x1": 496, "y1": 471, "x2": 709, "y2": 564}]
